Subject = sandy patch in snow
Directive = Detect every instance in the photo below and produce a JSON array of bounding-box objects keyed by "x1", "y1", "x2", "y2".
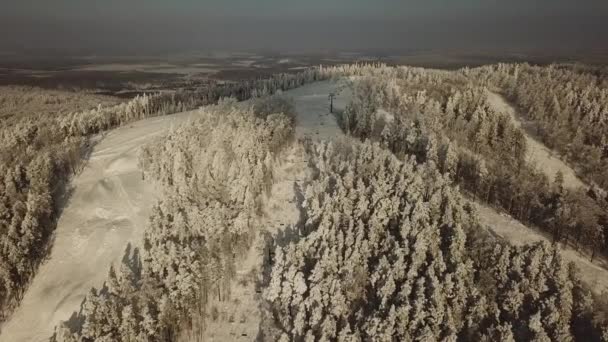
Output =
[
  {"x1": 486, "y1": 91, "x2": 586, "y2": 190},
  {"x1": 0, "y1": 110, "x2": 200, "y2": 342}
]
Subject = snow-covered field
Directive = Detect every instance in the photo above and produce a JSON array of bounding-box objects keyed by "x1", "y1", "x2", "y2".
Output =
[
  {"x1": 486, "y1": 91, "x2": 586, "y2": 190},
  {"x1": 3, "y1": 76, "x2": 604, "y2": 341},
  {"x1": 76, "y1": 63, "x2": 217, "y2": 75},
  {"x1": 0, "y1": 80, "x2": 349, "y2": 341}
]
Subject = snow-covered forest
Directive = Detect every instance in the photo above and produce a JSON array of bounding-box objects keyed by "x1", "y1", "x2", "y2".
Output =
[
  {"x1": 472, "y1": 64, "x2": 608, "y2": 189},
  {"x1": 0, "y1": 69, "x2": 329, "y2": 326},
  {"x1": 51, "y1": 99, "x2": 296, "y2": 341},
  {"x1": 2, "y1": 62, "x2": 608, "y2": 341},
  {"x1": 339, "y1": 65, "x2": 607, "y2": 263},
  {"x1": 261, "y1": 139, "x2": 596, "y2": 341}
]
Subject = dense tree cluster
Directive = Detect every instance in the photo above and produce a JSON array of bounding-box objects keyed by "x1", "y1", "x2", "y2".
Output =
[
  {"x1": 0, "y1": 68, "x2": 331, "y2": 324},
  {"x1": 261, "y1": 140, "x2": 607, "y2": 341},
  {"x1": 52, "y1": 100, "x2": 295, "y2": 341},
  {"x1": 339, "y1": 67, "x2": 608, "y2": 261}
]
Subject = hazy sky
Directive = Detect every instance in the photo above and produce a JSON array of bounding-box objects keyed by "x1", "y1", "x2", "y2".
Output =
[{"x1": 1, "y1": 0, "x2": 607, "y2": 55}]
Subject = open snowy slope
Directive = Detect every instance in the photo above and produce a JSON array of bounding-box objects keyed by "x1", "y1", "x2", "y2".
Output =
[
  {"x1": 286, "y1": 79, "x2": 351, "y2": 140},
  {"x1": 0, "y1": 111, "x2": 199, "y2": 342},
  {"x1": 486, "y1": 91, "x2": 586, "y2": 190}
]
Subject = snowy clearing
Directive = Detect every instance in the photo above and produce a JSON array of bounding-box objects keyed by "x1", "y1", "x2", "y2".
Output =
[
  {"x1": 197, "y1": 143, "x2": 309, "y2": 341},
  {"x1": 486, "y1": 91, "x2": 586, "y2": 190},
  {"x1": 481, "y1": 93, "x2": 608, "y2": 292},
  {"x1": 285, "y1": 79, "x2": 352, "y2": 140},
  {"x1": 76, "y1": 63, "x2": 217, "y2": 75}
]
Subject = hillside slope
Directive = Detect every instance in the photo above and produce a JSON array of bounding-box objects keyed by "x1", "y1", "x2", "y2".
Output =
[{"x1": 0, "y1": 111, "x2": 198, "y2": 342}]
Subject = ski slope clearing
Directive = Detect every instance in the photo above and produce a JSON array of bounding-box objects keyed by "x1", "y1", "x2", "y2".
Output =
[
  {"x1": 0, "y1": 111, "x2": 198, "y2": 342},
  {"x1": 199, "y1": 80, "x2": 350, "y2": 340},
  {"x1": 286, "y1": 79, "x2": 351, "y2": 140},
  {"x1": 0, "y1": 79, "x2": 350, "y2": 342},
  {"x1": 476, "y1": 202, "x2": 608, "y2": 294},
  {"x1": 482, "y1": 93, "x2": 608, "y2": 292},
  {"x1": 486, "y1": 91, "x2": 586, "y2": 190}
]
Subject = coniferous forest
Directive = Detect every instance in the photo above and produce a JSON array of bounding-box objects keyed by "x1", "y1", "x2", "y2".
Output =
[{"x1": 8, "y1": 63, "x2": 598, "y2": 341}]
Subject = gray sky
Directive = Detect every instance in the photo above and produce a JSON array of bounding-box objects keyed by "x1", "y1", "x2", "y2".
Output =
[{"x1": 1, "y1": 0, "x2": 607, "y2": 55}]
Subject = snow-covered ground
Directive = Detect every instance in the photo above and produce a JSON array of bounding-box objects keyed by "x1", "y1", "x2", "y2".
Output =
[
  {"x1": 0, "y1": 80, "x2": 350, "y2": 341},
  {"x1": 76, "y1": 63, "x2": 217, "y2": 75},
  {"x1": 486, "y1": 91, "x2": 586, "y2": 190},
  {"x1": 5, "y1": 76, "x2": 603, "y2": 341},
  {"x1": 0, "y1": 111, "x2": 199, "y2": 342},
  {"x1": 196, "y1": 143, "x2": 309, "y2": 341}
]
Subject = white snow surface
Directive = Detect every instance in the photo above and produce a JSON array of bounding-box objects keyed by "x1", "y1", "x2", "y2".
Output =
[
  {"x1": 198, "y1": 80, "x2": 350, "y2": 340},
  {"x1": 480, "y1": 92, "x2": 608, "y2": 294},
  {"x1": 4, "y1": 78, "x2": 603, "y2": 341}
]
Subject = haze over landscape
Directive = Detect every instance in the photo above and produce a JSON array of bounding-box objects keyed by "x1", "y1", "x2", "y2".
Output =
[{"x1": 1, "y1": 1, "x2": 608, "y2": 342}]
